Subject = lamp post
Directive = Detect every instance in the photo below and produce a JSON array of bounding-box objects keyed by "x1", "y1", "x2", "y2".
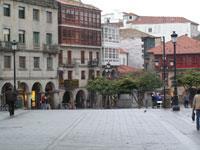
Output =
[
  {"x1": 12, "y1": 40, "x2": 17, "y2": 92},
  {"x1": 162, "y1": 36, "x2": 166, "y2": 103},
  {"x1": 171, "y1": 31, "x2": 180, "y2": 111},
  {"x1": 104, "y1": 61, "x2": 112, "y2": 108},
  {"x1": 11, "y1": 40, "x2": 17, "y2": 115},
  {"x1": 104, "y1": 61, "x2": 112, "y2": 79}
]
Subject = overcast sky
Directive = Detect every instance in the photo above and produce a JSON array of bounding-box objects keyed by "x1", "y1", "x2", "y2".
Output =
[{"x1": 82, "y1": 0, "x2": 200, "y2": 25}]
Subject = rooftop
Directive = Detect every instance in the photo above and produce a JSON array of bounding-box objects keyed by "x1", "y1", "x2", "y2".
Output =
[
  {"x1": 119, "y1": 48, "x2": 128, "y2": 54},
  {"x1": 57, "y1": 0, "x2": 100, "y2": 10},
  {"x1": 14, "y1": 0, "x2": 58, "y2": 9},
  {"x1": 149, "y1": 35, "x2": 200, "y2": 55},
  {"x1": 117, "y1": 65, "x2": 138, "y2": 74},
  {"x1": 127, "y1": 16, "x2": 198, "y2": 25},
  {"x1": 120, "y1": 28, "x2": 155, "y2": 39}
]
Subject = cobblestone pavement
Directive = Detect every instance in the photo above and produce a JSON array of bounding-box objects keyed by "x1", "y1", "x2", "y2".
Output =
[{"x1": 0, "y1": 108, "x2": 199, "y2": 150}]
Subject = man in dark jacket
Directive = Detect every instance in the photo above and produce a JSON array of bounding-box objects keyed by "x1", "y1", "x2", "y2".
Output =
[{"x1": 5, "y1": 88, "x2": 16, "y2": 116}]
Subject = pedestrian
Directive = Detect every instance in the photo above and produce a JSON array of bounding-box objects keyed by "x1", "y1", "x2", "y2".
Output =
[
  {"x1": 151, "y1": 92, "x2": 156, "y2": 108},
  {"x1": 40, "y1": 95, "x2": 47, "y2": 109},
  {"x1": 183, "y1": 92, "x2": 189, "y2": 108},
  {"x1": 46, "y1": 95, "x2": 51, "y2": 110},
  {"x1": 156, "y1": 93, "x2": 162, "y2": 108},
  {"x1": 192, "y1": 89, "x2": 200, "y2": 131},
  {"x1": 5, "y1": 87, "x2": 16, "y2": 116}
]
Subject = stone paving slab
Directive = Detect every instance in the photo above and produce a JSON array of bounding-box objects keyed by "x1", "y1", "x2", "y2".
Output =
[{"x1": 0, "y1": 108, "x2": 199, "y2": 150}]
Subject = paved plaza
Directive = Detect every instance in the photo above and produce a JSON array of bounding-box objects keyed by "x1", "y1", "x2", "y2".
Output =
[{"x1": 0, "y1": 108, "x2": 199, "y2": 150}]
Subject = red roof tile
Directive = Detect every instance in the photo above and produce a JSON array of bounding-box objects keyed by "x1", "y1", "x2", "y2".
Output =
[
  {"x1": 149, "y1": 35, "x2": 200, "y2": 55},
  {"x1": 119, "y1": 48, "x2": 128, "y2": 54},
  {"x1": 117, "y1": 65, "x2": 138, "y2": 74},
  {"x1": 128, "y1": 16, "x2": 198, "y2": 25}
]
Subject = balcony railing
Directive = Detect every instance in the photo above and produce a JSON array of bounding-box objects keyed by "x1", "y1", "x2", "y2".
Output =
[
  {"x1": 62, "y1": 59, "x2": 77, "y2": 68},
  {"x1": 88, "y1": 59, "x2": 99, "y2": 67},
  {"x1": 43, "y1": 44, "x2": 59, "y2": 54},
  {"x1": 0, "y1": 41, "x2": 12, "y2": 50}
]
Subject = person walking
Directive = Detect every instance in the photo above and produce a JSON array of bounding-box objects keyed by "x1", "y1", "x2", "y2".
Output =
[
  {"x1": 46, "y1": 95, "x2": 51, "y2": 110},
  {"x1": 5, "y1": 87, "x2": 16, "y2": 116},
  {"x1": 40, "y1": 95, "x2": 47, "y2": 109},
  {"x1": 192, "y1": 89, "x2": 200, "y2": 131},
  {"x1": 183, "y1": 92, "x2": 189, "y2": 108}
]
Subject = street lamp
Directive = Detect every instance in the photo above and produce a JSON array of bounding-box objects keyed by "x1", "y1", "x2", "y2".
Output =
[
  {"x1": 171, "y1": 31, "x2": 180, "y2": 111},
  {"x1": 103, "y1": 61, "x2": 112, "y2": 108},
  {"x1": 104, "y1": 61, "x2": 112, "y2": 79},
  {"x1": 11, "y1": 40, "x2": 17, "y2": 115},
  {"x1": 162, "y1": 36, "x2": 166, "y2": 103},
  {"x1": 12, "y1": 40, "x2": 17, "y2": 92}
]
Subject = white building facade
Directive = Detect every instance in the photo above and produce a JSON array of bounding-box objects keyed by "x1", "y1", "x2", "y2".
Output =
[
  {"x1": 119, "y1": 48, "x2": 128, "y2": 66},
  {"x1": 103, "y1": 12, "x2": 199, "y2": 42},
  {"x1": 0, "y1": 0, "x2": 59, "y2": 109},
  {"x1": 101, "y1": 23, "x2": 120, "y2": 66}
]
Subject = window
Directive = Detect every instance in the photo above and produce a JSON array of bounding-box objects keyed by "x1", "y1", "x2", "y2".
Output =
[
  {"x1": 81, "y1": 71, "x2": 85, "y2": 80},
  {"x1": 33, "y1": 32, "x2": 40, "y2": 46},
  {"x1": 148, "y1": 28, "x2": 152, "y2": 33},
  {"x1": 68, "y1": 71, "x2": 72, "y2": 80},
  {"x1": 33, "y1": 9, "x2": 39, "y2": 21},
  {"x1": 89, "y1": 70, "x2": 94, "y2": 80},
  {"x1": 47, "y1": 57, "x2": 53, "y2": 70},
  {"x1": 4, "y1": 56, "x2": 11, "y2": 69},
  {"x1": 3, "y1": 4, "x2": 10, "y2": 17},
  {"x1": 96, "y1": 52, "x2": 99, "y2": 61},
  {"x1": 96, "y1": 71, "x2": 100, "y2": 77},
  {"x1": 59, "y1": 50, "x2": 63, "y2": 65},
  {"x1": 33, "y1": 57, "x2": 40, "y2": 69},
  {"x1": 46, "y1": 33, "x2": 52, "y2": 45},
  {"x1": 46, "y1": 11, "x2": 52, "y2": 23},
  {"x1": 19, "y1": 30, "x2": 25, "y2": 44},
  {"x1": 19, "y1": 6, "x2": 25, "y2": 19},
  {"x1": 19, "y1": 56, "x2": 26, "y2": 69},
  {"x1": 3, "y1": 28, "x2": 10, "y2": 41},
  {"x1": 89, "y1": 52, "x2": 93, "y2": 61},
  {"x1": 67, "y1": 51, "x2": 72, "y2": 64},
  {"x1": 81, "y1": 51, "x2": 85, "y2": 64}
]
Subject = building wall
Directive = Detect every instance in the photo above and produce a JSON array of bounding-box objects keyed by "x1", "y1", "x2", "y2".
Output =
[
  {"x1": 191, "y1": 24, "x2": 199, "y2": 37},
  {"x1": 0, "y1": 0, "x2": 58, "y2": 49},
  {"x1": 148, "y1": 53, "x2": 200, "y2": 99},
  {"x1": 58, "y1": 1, "x2": 101, "y2": 108},
  {"x1": 127, "y1": 23, "x2": 197, "y2": 41},
  {"x1": 102, "y1": 11, "x2": 124, "y2": 23},
  {"x1": 102, "y1": 24, "x2": 120, "y2": 66},
  {"x1": 119, "y1": 38, "x2": 144, "y2": 68},
  {"x1": 119, "y1": 53, "x2": 128, "y2": 65},
  {"x1": 60, "y1": 46, "x2": 100, "y2": 87},
  {"x1": 0, "y1": 0, "x2": 59, "y2": 108}
]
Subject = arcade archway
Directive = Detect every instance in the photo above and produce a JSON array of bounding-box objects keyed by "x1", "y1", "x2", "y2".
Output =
[
  {"x1": 75, "y1": 90, "x2": 86, "y2": 109},
  {"x1": 32, "y1": 82, "x2": 42, "y2": 109},
  {"x1": 45, "y1": 82, "x2": 55, "y2": 109},
  {"x1": 18, "y1": 82, "x2": 29, "y2": 109},
  {"x1": 62, "y1": 91, "x2": 73, "y2": 109},
  {"x1": 1, "y1": 83, "x2": 13, "y2": 106}
]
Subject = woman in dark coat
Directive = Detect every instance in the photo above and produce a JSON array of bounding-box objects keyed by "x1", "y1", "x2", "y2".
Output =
[{"x1": 5, "y1": 88, "x2": 16, "y2": 116}]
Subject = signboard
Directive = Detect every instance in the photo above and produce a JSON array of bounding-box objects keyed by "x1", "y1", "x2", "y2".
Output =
[{"x1": 64, "y1": 79, "x2": 79, "y2": 90}]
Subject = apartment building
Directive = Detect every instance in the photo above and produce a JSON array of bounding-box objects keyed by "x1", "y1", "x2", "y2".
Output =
[
  {"x1": 57, "y1": 0, "x2": 101, "y2": 108},
  {"x1": 0, "y1": 0, "x2": 59, "y2": 109},
  {"x1": 103, "y1": 12, "x2": 199, "y2": 41}
]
